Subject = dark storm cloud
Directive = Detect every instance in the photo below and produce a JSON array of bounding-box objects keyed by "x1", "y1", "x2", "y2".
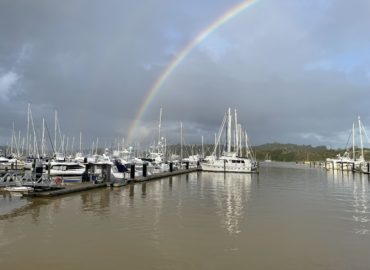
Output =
[{"x1": 0, "y1": 0, "x2": 370, "y2": 148}]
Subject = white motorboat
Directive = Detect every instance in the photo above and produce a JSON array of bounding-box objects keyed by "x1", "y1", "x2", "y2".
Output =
[
  {"x1": 48, "y1": 162, "x2": 85, "y2": 183},
  {"x1": 91, "y1": 158, "x2": 128, "y2": 186}
]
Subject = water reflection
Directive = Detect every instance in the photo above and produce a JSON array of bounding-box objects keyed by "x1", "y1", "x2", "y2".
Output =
[
  {"x1": 352, "y1": 175, "x2": 369, "y2": 235},
  {"x1": 326, "y1": 170, "x2": 370, "y2": 235},
  {"x1": 204, "y1": 172, "x2": 252, "y2": 235}
]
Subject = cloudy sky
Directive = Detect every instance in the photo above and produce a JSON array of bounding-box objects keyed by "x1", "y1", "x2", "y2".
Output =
[{"x1": 1, "y1": 0, "x2": 370, "y2": 149}]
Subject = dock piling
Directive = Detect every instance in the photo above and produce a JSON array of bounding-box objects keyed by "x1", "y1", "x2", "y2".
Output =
[
  {"x1": 130, "y1": 164, "x2": 135, "y2": 179},
  {"x1": 143, "y1": 163, "x2": 147, "y2": 177}
]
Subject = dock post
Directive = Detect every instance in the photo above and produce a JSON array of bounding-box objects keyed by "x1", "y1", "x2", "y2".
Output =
[
  {"x1": 169, "y1": 162, "x2": 173, "y2": 172},
  {"x1": 352, "y1": 163, "x2": 355, "y2": 173},
  {"x1": 11, "y1": 163, "x2": 14, "y2": 170},
  {"x1": 186, "y1": 162, "x2": 189, "y2": 170},
  {"x1": 341, "y1": 162, "x2": 343, "y2": 171},
  {"x1": 48, "y1": 162, "x2": 51, "y2": 180},
  {"x1": 82, "y1": 163, "x2": 88, "y2": 182},
  {"x1": 130, "y1": 164, "x2": 135, "y2": 179},
  {"x1": 143, "y1": 163, "x2": 147, "y2": 177},
  {"x1": 368, "y1": 163, "x2": 369, "y2": 174}
]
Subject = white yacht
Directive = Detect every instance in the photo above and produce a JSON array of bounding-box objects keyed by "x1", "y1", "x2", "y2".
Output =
[
  {"x1": 201, "y1": 108, "x2": 258, "y2": 173},
  {"x1": 201, "y1": 153, "x2": 255, "y2": 173},
  {"x1": 48, "y1": 162, "x2": 86, "y2": 183},
  {"x1": 0, "y1": 156, "x2": 10, "y2": 165}
]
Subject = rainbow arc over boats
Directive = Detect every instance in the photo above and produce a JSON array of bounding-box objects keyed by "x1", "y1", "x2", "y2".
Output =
[{"x1": 127, "y1": 0, "x2": 259, "y2": 143}]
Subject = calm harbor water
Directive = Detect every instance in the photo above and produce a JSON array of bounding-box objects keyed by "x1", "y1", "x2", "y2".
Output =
[{"x1": 1, "y1": 162, "x2": 370, "y2": 269}]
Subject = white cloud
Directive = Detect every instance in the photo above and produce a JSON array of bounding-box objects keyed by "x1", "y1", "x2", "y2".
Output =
[{"x1": 0, "y1": 71, "x2": 20, "y2": 100}]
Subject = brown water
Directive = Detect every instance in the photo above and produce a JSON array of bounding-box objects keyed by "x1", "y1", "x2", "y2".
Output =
[{"x1": 1, "y1": 163, "x2": 370, "y2": 270}]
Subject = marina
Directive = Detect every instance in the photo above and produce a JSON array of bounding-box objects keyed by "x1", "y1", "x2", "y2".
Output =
[
  {"x1": 1, "y1": 163, "x2": 370, "y2": 269},
  {"x1": 1, "y1": 0, "x2": 370, "y2": 269}
]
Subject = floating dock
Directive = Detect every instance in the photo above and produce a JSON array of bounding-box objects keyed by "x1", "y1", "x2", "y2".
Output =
[
  {"x1": 23, "y1": 183, "x2": 107, "y2": 198},
  {"x1": 133, "y1": 168, "x2": 198, "y2": 182},
  {"x1": 23, "y1": 168, "x2": 199, "y2": 198}
]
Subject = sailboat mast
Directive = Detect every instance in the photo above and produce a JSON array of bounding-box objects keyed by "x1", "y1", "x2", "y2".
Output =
[
  {"x1": 42, "y1": 118, "x2": 45, "y2": 157},
  {"x1": 235, "y1": 109, "x2": 238, "y2": 155},
  {"x1": 214, "y1": 133, "x2": 217, "y2": 157},
  {"x1": 29, "y1": 107, "x2": 40, "y2": 158},
  {"x1": 71, "y1": 136, "x2": 75, "y2": 155},
  {"x1": 158, "y1": 107, "x2": 162, "y2": 150},
  {"x1": 10, "y1": 122, "x2": 14, "y2": 155},
  {"x1": 359, "y1": 116, "x2": 364, "y2": 159},
  {"x1": 238, "y1": 124, "x2": 242, "y2": 157},
  {"x1": 96, "y1": 137, "x2": 99, "y2": 155},
  {"x1": 227, "y1": 108, "x2": 232, "y2": 153},
  {"x1": 26, "y1": 104, "x2": 30, "y2": 156},
  {"x1": 201, "y1": 135, "x2": 204, "y2": 159},
  {"x1": 180, "y1": 122, "x2": 183, "y2": 161},
  {"x1": 17, "y1": 130, "x2": 21, "y2": 156},
  {"x1": 245, "y1": 130, "x2": 248, "y2": 158},
  {"x1": 79, "y1": 132, "x2": 82, "y2": 153},
  {"x1": 54, "y1": 110, "x2": 58, "y2": 154},
  {"x1": 352, "y1": 122, "x2": 355, "y2": 160}
]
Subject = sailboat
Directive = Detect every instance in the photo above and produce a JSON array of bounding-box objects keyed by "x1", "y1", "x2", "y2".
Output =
[
  {"x1": 200, "y1": 108, "x2": 258, "y2": 173},
  {"x1": 264, "y1": 153, "x2": 272, "y2": 162}
]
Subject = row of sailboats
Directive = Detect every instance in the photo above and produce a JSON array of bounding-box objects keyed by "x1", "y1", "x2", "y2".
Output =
[{"x1": 1, "y1": 104, "x2": 259, "y2": 189}]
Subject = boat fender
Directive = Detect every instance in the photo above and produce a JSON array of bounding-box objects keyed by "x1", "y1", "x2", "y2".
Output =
[{"x1": 55, "y1": 176, "x2": 63, "y2": 185}]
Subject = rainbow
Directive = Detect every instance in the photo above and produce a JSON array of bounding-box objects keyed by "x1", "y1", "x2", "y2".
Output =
[{"x1": 127, "y1": 0, "x2": 259, "y2": 143}]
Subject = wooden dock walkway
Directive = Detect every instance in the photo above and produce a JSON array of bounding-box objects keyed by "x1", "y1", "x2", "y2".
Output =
[
  {"x1": 133, "y1": 168, "x2": 198, "y2": 182},
  {"x1": 23, "y1": 183, "x2": 107, "y2": 198}
]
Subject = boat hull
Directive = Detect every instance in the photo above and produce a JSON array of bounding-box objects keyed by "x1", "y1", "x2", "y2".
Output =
[{"x1": 200, "y1": 161, "x2": 255, "y2": 173}]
